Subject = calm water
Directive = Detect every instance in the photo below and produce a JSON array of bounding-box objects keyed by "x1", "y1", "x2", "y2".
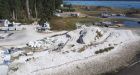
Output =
[
  {"x1": 64, "y1": 1, "x2": 140, "y2": 9},
  {"x1": 124, "y1": 21, "x2": 140, "y2": 28}
]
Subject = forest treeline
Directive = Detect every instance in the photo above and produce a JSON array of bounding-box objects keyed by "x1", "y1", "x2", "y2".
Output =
[{"x1": 0, "y1": 0, "x2": 63, "y2": 23}]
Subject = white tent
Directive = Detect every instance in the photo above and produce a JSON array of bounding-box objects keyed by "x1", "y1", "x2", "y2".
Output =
[
  {"x1": 0, "y1": 19, "x2": 10, "y2": 27},
  {"x1": 4, "y1": 19, "x2": 10, "y2": 27},
  {"x1": 44, "y1": 22, "x2": 50, "y2": 29}
]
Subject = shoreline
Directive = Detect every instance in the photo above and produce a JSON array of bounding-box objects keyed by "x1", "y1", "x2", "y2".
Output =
[
  {"x1": 101, "y1": 28, "x2": 140, "y2": 75},
  {"x1": 102, "y1": 49, "x2": 140, "y2": 75}
]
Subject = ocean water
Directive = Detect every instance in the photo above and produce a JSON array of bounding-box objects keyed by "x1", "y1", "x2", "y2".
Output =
[{"x1": 64, "y1": 1, "x2": 140, "y2": 9}]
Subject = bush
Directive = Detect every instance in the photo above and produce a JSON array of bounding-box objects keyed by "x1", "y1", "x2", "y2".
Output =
[
  {"x1": 50, "y1": 17, "x2": 76, "y2": 30},
  {"x1": 78, "y1": 46, "x2": 86, "y2": 53},
  {"x1": 61, "y1": 8, "x2": 75, "y2": 12},
  {"x1": 96, "y1": 30, "x2": 103, "y2": 38},
  {"x1": 95, "y1": 47, "x2": 114, "y2": 54}
]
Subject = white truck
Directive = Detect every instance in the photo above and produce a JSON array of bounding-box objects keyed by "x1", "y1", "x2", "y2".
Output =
[
  {"x1": 0, "y1": 20, "x2": 23, "y2": 31},
  {"x1": 0, "y1": 24, "x2": 23, "y2": 31},
  {"x1": 36, "y1": 21, "x2": 51, "y2": 32}
]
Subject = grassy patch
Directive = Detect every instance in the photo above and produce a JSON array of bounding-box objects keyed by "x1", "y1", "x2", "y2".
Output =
[
  {"x1": 50, "y1": 17, "x2": 104, "y2": 30},
  {"x1": 49, "y1": 15, "x2": 133, "y2": 30}
]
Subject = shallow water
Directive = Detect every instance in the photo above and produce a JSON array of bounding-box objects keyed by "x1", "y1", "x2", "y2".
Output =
[{"x1": 123, "y1": 21, "x2": 140, "y2": 28}]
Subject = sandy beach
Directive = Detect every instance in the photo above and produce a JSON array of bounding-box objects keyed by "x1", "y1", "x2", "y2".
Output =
[
  {"x1": 30, "y1": 41, "x2": 140, "y2": 75},
  {"x1": 4, "y1": 26, "x2": 140, "y2": 75},
  {"x1": 0, "y1": 0, "x2": 140, "y2": 75}
]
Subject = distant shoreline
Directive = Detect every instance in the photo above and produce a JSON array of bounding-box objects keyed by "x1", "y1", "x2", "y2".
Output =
[{"x1": 64, "y1": 1, "x2": 140, "y2": 9}]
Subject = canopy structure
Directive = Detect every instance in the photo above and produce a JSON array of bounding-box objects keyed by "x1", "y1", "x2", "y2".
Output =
[{"x1": 0, "y1": 19, "x2": 10, "y2": 27}]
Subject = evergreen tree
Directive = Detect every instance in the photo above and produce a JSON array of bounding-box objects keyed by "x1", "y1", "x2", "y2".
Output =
[
  {"x1": 0, "y1": 0, "x2": 63, "y2": 22},
  {"x1": 0, "y1": 0, "x2": 10, "y2": 19}
]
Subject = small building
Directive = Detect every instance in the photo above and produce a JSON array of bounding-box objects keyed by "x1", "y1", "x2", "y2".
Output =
[
  {"x1": 101, "y1": 12, "x2": 111, "y2": 18},
  {"x1": 55, "y1": 12, "x2": 80, "y2": 17}
]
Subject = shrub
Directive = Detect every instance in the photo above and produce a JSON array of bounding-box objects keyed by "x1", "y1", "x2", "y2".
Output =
[
  {"x1": 78, "y1": 46, "x2": 86, "y2": 53},
  {"x1": 96, "y1": 30, "x2": 103, "y2": 38},
  {"x1": 61, "y1": 8, "x2": 75, "y2": 12},
  {"x1": 95, "y1": 47, "x2": 114, "y2": 54}
]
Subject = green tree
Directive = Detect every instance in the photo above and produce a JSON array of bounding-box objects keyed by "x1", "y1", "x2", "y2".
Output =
[
  {"x1": 0, "y1": 0, "x2": 63, "y2": 23},
  {"x1": 0, "y1": 0, "x2": 10, "y2": 19}
]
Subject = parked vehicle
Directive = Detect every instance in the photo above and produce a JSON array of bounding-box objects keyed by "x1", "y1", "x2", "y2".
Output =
[
  {"x1": 36, "y1": 21, "x2": 51, "y2": 32},
  {"x1": 0, "y1": 19, "x2": 23, "y2": 31}
]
